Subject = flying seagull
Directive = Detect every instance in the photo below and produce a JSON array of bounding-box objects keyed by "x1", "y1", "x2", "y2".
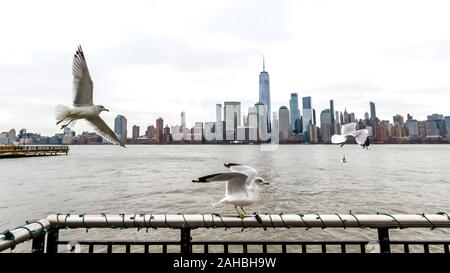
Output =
[
  {"x1": 331, "y1": 122, "x2": 370, "y2": 149},
  {"x1": 192, "y1": 163, "x2": 268, "y2": 219},
  {"x1": 55, "y1": 46, "x2": 125, "y2": 147}
]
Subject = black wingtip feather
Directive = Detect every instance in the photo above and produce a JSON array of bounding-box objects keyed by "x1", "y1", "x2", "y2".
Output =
[{"x1": 224, "y1": 162, "x2": 241, "y2": 168}]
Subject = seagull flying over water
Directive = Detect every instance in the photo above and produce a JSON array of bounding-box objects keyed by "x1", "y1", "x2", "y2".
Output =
[
  {"x1": 331, "y1": 122, "x2": 370, "y2": 149},
  {"x1": 192, "y1": 163, "x2": 268, "y2": 219},
  {"x1": 55, "y1": 46, "x2": 125, "y2": 147}
]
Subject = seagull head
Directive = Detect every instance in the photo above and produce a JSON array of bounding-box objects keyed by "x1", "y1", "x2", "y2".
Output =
[
  {"x1": 96, "y1": 105, "x2": 109, "y2": 112},
  {"x1": 254, "y1": 177, "x2": 269, "y2": 185}
]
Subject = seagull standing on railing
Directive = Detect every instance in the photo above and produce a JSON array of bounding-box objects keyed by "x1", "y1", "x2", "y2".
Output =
[
  {"x1": 331, "y1": 122, "x2": 370, "y2": 149},
  {"x1": 192, "y1": 163, "x2": 269, "y2": 219},
  {"x1": 55, "y1": 46, "x2": 125, "y2": 147}
]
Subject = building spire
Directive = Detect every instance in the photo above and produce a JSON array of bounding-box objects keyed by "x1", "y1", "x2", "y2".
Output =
[{"x1": 262, "y1": 55, "x2": 265, "y2": 71}]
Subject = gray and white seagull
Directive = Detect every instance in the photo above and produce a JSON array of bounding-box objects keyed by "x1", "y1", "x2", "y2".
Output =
[
  {"x1": 55, "y1": 46, "x2": 125, "y2": 147},
  {"x1": 192, "y1": 163, "x2": 268, "y2": 219}
]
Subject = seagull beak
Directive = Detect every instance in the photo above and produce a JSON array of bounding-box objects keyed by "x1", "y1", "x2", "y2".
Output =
[{"x1": 104, "y1": 108, "x2": 109, "y2": 112}]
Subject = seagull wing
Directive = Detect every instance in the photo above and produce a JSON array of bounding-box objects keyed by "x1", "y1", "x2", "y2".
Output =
[
  {"x1": 225, "y1": 163, "x2": 257, "y2": 186},
  {"x1": 72, "y1": 46, "x2": 94, "y2": 106},
  {"x1": 341, "y1": 122, "x2": 357, "y2": 136},
  {"x1": 354, "y1": 129, "x2": 369, "y2": 145},
  {"x1": 192, "y1": 172, "x2": 249, "y2": 196},
  {"x1": 331, "y1": 134, "x2": 347, "y2": 144},
  {"x1": 87, "y1": 116, "x2": 125, "y2": 147}
]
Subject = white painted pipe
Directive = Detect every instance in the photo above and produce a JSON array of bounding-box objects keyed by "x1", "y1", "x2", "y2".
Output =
[
  {"x1": 1, "y1": 214, "x2": 449, "y2": 252},
  {"x1": 45, "y1": 213, "x2": 450, "y2": 229},
  {"x1": 0, "y1": 219, "x2": 50, "y2": 252}
]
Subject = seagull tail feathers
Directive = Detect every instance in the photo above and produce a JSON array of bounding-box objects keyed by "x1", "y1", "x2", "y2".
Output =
[{"x1": 55, "y1": 104, "x2": 70, "y2": 122}]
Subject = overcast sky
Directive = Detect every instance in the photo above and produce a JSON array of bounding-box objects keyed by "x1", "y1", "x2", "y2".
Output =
[{"x1": 1, "y1": 0, "x2": 450, "y2": 136}]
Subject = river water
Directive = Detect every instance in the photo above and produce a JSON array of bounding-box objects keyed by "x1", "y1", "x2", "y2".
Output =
[{"x1": 1, "y1": 144, "x2": 449, "y2": 252}]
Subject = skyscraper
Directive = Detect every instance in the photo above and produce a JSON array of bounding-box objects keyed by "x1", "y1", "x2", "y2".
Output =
[
  {"x1": 224, "y1": 101, "x2": 241, "y2": 140},
  {"x1": 259, "y1": 56, "x2": 271, "y2": 132},
  {"x1": 393, "y1": 114, "x2": 404, "y2": 126},
  {"x1": 302, "y1": 96, "x2": 313, "y2": 142},
  {"x1": 289, "y1": 93, "x2": 300, "y2": 133},
  {"x1": 255, "y1": 102, "x2": 270, "y2": 142},
  {"x1": 445, "y1": 116, "x2": 450, "y2": 137},
  {"x1": 146, "y1": 125, "x2": 156, "y2": 139},
  {"x1": 329, "y1": 100, "x2": 335, "y2": 134},
  {"x1": 181, "y1": 111, "x2": 186, "y2": 130},
  {"x1": 320, "y1": 109, "x2": 333, "y2": 143},
  {"x1": 114, "y1": 115, "x2": 127, "y2": 143},
  {"x1": 216, "y1": 104, "x2": 222, "y2": 123},
  {"x1": 405, "y1": 119, "x2": 419, "y2": 137},
  {"x1": 370, "y1": 102, "x2": 376, "y2": 121},
  {"x1": 278, "y1": 106, "x2": 290, "y2": 142},
  {"x1": 156, "y1": 117, "x2": 164, "y2": 143},
  {"x1": 132, "y1": 125, "x2": 140, "y2": 140}
]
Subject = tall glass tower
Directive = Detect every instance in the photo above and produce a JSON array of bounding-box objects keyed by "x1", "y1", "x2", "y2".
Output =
[
  {"x1": 259, "y1": 56, "x2": 271, "y2": 132},
  {"x1": 302, "y1": 96, "x2": 313, "y2": 135},
  {"x1": 370, "y1": 102, "x2": 376, "y2": 120},
  {"x1": 289, "y1": 93, "x2": 300, "y2": 133},
  {"x1": 114, "y1": 115, "x2": 127, "y2": 143}
]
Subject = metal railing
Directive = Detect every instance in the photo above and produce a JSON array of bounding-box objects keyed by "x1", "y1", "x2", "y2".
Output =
[{"x1": 1, "y1": 213, "x2": 449, "y2": 253}]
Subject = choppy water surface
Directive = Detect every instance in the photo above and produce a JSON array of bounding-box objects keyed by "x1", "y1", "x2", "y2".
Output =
[{"x1": 1, "y1": 145, "x2": 449, "y2": 252}]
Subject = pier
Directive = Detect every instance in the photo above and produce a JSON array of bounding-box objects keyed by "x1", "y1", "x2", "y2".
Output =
[
  {"x1": 1, "y1": 213, "x2": 449, "y2": 253},
  {"x1": 0, "y1": 145, "x2": 69, "y2": 158}
]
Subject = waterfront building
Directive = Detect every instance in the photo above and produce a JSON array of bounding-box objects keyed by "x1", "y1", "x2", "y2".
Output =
[
  {"x1": 445, "y1": 116, "x2": 450, "y2": 137},
  {"x1": 204, "y1": 122, "x2": 216, "y2": 142},
  {"x1": 418, "y1": 121, "x2": 427, "y2": 138},
  {"x1": 427, "y1": 114, "x2": 446, "y2": 136},
  {"x1": 156, "y1": 117, "x2": 164, "y2": 143},
  {"x1": 278, "y1": 106, "x2": 290, "y2": 142},
  {"x1": 146, "y1": 125, "x2": 156, "y2": 139},
  {"x1": 308, "y1": 123, "x2": 318, "y2": 144},
  {"x1": 329, "y1": 100, "x2": 335, "y2": 135},
  {"x1": 381, "y1": 120, "x2": 392, "y2": 141},
  {"x1": 343, "y1": 109, "x2": 349, "y2": 124},
  {"x1": 370, "y1": 102, "x2": 376, "y2": 121},
  {"x1": 405, "y1": 120, "x2": 419, "y2": 137},
  {"x1": 216, "y1": 104, "x2": 222, "y2": 123},
  {"x1": 393, "y1": 114, "x2": 404, "y2": 126},
  {"x1": 193, "y1": 122, "x2": 203, "y2": 142},
  {"x1": 259, "y1": 57, "x2": 271, "y2": 132},
  {"x1": 425, "y1": 120, "x2": 439, "y2": 137},
  {"x1": 114, "y1": 115, "x2": 127, "y2": 143},
  {"x1": 163, "y1": 125, "x2": 172, "y2": 144},
  {"x1": 181, "y1": 111, "x2": 186, "y2": 130},
  {"x1": 289, "y1": 93, "x2": 300, "y2": 133},
  {"x1": 302, "y1": 96, "x2": 313, "y2": 142},
  {"x1": 320, "y1": 109, "x2": 333, "y2": 143},
  {"x1": 255, "y1": 102, "x2": 270, "y2": 142},
  {"x1": 132, "y1": 125, "x2": 140, "y2": 140},
  {"x1": 224, "y1": 101, "x2": 241, "y2": 141}
]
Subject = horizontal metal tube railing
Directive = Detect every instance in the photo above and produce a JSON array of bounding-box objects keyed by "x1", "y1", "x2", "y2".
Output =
[
  {"x1": 0, "y1": 219, "x2": 50, "y2": 252},
  {"x1": 1, "y1": 213, "x2": 449, "y2": 252},
  {"x1": 46, "y1": 213, "x2": 450, "y2": 229}
]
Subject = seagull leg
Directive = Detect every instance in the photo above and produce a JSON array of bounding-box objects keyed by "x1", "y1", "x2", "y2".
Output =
[
  {"x1": 241, "y1": 206, "x2": 247, "y2": 214},
  {"x1": 235, "y1": 206, "x2": 247, "y2": 219}
]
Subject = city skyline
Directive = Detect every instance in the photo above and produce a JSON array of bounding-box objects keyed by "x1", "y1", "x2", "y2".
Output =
[{"x1": 2, "y1": 1, "x2": 450, "y2": 136}]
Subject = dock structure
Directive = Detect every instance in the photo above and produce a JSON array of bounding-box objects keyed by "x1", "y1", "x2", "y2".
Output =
[
  {"x1": 1, "y1": 213, "x2": 449, "y2": 253},
  {"x1": 0, "y1": 145, "x2": 69, "y2": 158}
]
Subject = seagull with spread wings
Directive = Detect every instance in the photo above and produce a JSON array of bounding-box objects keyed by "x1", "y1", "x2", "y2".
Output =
[
  {"x1": 192, "y1": 163, "x2": 268, "y2": 219},
  {"x1": 331, "y1": 122, "x2": 370, "y2": 149},
  {"x1": 55, "y1": 46, "x2": 125, "y2": 147}
]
